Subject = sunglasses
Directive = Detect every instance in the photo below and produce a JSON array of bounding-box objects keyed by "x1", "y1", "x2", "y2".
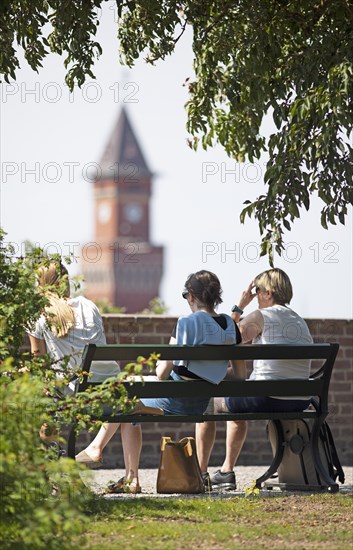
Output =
[{"x1": 182, "y1": 290, "x2": 189, "y2": 299}]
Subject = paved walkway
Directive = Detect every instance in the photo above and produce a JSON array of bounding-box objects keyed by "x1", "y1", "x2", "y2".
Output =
[{"x1": 80, "y1": 465, "x2": 353, "y2": 499}]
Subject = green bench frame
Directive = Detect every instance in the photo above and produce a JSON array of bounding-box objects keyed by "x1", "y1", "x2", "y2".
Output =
[{"x1": 67, "y1": 342, "x2": 340, "y2": 492}]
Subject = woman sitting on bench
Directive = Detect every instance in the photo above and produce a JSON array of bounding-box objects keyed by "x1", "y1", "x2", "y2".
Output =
[
  {"x1": 27, "y1": 261, "x2": 142, "y2": 494},
  {"x1": 196, "y1": 268, "x2": 313, "y2": 491},
  {"x1": 140, "y1": 269, "x2": 243, "y2": 415}
]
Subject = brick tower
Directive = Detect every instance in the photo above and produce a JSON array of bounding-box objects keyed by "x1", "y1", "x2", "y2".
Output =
[{"x1": 82, "y1": 108, "x2": 164, "y2": 312}]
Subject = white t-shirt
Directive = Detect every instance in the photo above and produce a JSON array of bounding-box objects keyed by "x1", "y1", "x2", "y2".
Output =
[
  {"x1": 28, "y1": 295, "x2": 120, "y2": 382},
  {"x1": 251, "y1": 305, "x2": 313, "y2": 398}
]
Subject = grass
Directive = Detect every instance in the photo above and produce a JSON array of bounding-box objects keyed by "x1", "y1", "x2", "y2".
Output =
[{"x1": 73, "y1": 493, "x2": 353, "y2": 549}]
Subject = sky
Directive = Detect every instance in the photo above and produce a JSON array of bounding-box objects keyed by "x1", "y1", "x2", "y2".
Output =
[{"x1": 1, "y1": 2, "x2": 352, "y2": 319}]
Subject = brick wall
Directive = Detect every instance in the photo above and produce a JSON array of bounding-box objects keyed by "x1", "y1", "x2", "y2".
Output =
[{"x1": 74, "y1": 315, "x2": 353, "y2": 468}]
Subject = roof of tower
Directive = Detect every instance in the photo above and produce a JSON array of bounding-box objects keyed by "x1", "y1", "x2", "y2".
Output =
[{"x1": 98, "y1": 107, "x2": 152, "y2": 180}]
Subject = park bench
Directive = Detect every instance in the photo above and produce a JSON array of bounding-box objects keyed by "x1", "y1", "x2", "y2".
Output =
[{"x1": 67, "y1": 342, "x2": 340, "y2": 492}]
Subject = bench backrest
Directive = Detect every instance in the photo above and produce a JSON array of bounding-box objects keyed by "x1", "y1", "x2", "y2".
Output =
[
  {"x1": 80, "y1": 343, "x2": 339, "y2": 415},
  {"x1": 81, "y1": 343, "x2": 337, "y2": 362}
]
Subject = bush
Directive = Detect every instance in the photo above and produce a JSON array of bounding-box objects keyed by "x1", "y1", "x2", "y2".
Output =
[{"x1": 0, "y1": 361, "x2": 93, "y2": 549}]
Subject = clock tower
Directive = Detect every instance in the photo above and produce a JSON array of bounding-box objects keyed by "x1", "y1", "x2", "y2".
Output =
[{"x1": 82, "y1": 108, "x2": 164, "y2": 312}]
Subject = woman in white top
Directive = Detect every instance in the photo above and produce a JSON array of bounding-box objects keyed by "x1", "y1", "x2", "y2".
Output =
[
  {"x1": 196, "y1": 268, "x2": 313, "y2": 490},
  {"x1": 28, "y1": 261, "x2": 142, "y2": 494},
  {"x1": 226, "y1": 267, "x2": 313, "y2": 410}
]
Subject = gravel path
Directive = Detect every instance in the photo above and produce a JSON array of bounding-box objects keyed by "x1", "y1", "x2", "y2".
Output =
[{"x1": 80, "y1": 465, "x2": 353, "y2": 499}]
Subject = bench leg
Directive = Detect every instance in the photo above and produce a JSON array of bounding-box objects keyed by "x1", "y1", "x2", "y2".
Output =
[
  {"x1": 256, "y1": 420, "x2": 285, "y2": 488},
  {"x1": 310, "y1": 417, "x2": 339, "y2": 492},
  {"x1": 66, "y1": 424, "x2": 77, "y2": 459}
]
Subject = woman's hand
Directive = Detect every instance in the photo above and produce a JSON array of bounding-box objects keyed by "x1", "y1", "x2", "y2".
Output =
[
  {"x1": 232, "y1": 281, "x2": 257, "y2": 322},
  {"x1": 238, "y1": 281, "x2": 257, "y2": 311}
]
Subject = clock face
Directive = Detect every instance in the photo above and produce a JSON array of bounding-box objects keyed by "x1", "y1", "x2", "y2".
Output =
[
  {"x1": 98, "y1": 202, "x2": 111, "y2": 224},
  {"x1": 124, "y1": 203, "x2": 143, "y2": 224}
]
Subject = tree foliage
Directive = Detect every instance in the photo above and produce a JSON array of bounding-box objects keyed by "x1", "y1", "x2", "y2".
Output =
[
  {"x1": 1, "y1": 1, "x2": 353, "y2": 260},
  {"x1": 0, "y1": 0, "x2": 102, "y2": 88}
]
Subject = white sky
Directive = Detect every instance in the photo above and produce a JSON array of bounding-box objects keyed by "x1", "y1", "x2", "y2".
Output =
[{"x1": 1, "y1": 2, "x2": 352, "y2": 319}]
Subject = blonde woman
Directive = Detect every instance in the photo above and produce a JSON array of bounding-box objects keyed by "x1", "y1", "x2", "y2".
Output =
[
  {"x1": 196, "y1": 268, "x2": 313, "y2": 491},
  {"x1": 28, "y1": 261, "x2": 142, "y2": 494}
]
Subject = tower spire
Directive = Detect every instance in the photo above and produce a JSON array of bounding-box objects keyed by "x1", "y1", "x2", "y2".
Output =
[{"x1": 99, "y1": 107, "x2": 151, "y2": 180}]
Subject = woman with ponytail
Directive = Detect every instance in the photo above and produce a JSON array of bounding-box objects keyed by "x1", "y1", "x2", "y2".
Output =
[{"x1": 28, "y1": 260, "x2": 142, "y2": 494}]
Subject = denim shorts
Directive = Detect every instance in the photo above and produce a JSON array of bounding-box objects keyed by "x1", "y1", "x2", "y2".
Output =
[
  {"x1": 140, "y1": 370, "x2": 210, "y2": 415},
  {"x1": 225, "y1": 395, "x2": 311, "y2": 413}
]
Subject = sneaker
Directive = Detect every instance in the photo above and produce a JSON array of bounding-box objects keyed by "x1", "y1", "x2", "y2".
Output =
[
  {"x1": 211, "y1": 469, "x2": 236, "y2": 491},
  {"x1": 202, "y1": 472, "x2": 212, "y2": 491}
]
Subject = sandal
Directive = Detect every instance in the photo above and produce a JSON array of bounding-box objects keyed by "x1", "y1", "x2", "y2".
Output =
[
  {"x1": 105, "y1": 476, "x2": 127, "y2": 494},
  {"x1": 105, "y1": 476, "x2": 141, "y2": 494},
  {"x1": 75, "y1": 450, "x2": 103, "y2": 469},
  {"x1": 125, "y1": 480, "x2": 141, "y2": 494}
]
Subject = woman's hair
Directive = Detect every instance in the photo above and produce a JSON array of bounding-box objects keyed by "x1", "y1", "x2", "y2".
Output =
[
  {"x1": 184, "y1": 270, "x2": 223, "y2": 310},
  {"x1": 37, "y1": 261, "x2": 75, "y2": 338},
  {"x1": 254, "y1": 268, "x2": 293, "y2": 305}
]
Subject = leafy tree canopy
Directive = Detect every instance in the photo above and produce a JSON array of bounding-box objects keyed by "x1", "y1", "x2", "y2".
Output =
[{"x1": 1, "y1": 0, "x2": 353, "y2": 261}]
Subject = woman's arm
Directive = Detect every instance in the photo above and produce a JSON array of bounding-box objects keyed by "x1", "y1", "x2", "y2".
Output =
[
  {"x1": 231, "y1": 281, "x2": 257, "y2": 323},
  {"x1": 238, "y1": 309, "x2": 264, "y2": 343},
  {"x1": 156, "y1": 336, "x2": 176, "y2": 380},
  {"x1": 29, "y1": 335, "x2": 47, "y2": 357},
  {"x1": 229, "y1": 359, "x2": 247, "y2": 379}
]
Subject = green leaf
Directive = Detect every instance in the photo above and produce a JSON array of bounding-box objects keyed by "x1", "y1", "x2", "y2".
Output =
[
  {"x1": 321, "y1": 211, "x2": 328, "y2": 230},
  {"x1": 338, "y1": 211, "x2": 346, "y2": 225},
  {"x1": 283, "y1": 219, "x2": 291, "y2": 231}
]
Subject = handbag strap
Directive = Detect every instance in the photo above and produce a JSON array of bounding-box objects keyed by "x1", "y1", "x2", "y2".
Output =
[
  {"x1": 160, "y1": 436, "x2": 195, "y2": 457},
  {"x1": 182, "y1": 438, "x2": 193, "y2": 457},
  {"x1": 160, "y1": 436, "x2": 172, "y2": 451}
]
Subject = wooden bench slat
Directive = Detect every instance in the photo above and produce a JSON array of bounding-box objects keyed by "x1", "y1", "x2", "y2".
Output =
[
  {"x1": 88, "y1": 379, "x2": 324, "y2": 398},
  {"x1": 84, "y1": 343, "x2": 335, "y2": 362},
  {"x1": 89, "y1": 410, "x2": 319, "y2": 423}
]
